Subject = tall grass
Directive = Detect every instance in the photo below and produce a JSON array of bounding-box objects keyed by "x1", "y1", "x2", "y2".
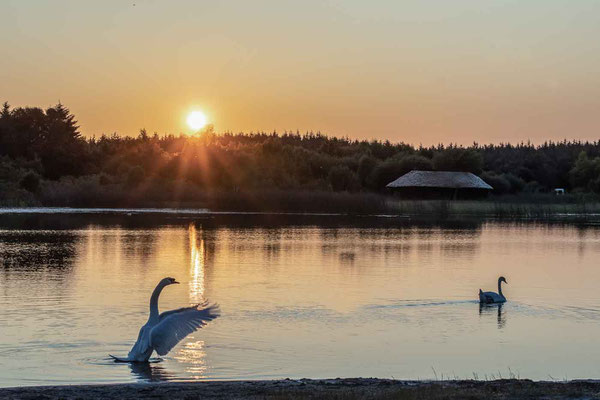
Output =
[
  {"x1": 386, "y1": 194, "x2": 600, "y2": 219},
  {"x1": 390, "y1": 200, "x2": 600, "y2": 219},
  {"x1": 6, "y1": 175, "x2": 600, "y2": 219}
]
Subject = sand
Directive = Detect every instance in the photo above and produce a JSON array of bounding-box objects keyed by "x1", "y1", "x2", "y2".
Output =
[{"x1": 2, "y1": 378, "x2": 600, "y2": 399}]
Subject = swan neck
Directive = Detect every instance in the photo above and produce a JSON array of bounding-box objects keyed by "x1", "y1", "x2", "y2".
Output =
[
  {"x1": 149, "y1": 282, "x2": 166, "y2": 319},
  {"x1": 498, "y1": 279, "x2": 503, "y2": 296}
]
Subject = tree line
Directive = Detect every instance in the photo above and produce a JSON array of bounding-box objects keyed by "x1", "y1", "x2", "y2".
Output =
[{"x1": 1, "y1": 102, "x2": 600, "y2": 206}]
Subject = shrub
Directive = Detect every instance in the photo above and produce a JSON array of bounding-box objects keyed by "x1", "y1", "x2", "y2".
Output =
[
  {"x1": 481, "y1": 172, "x2": 510, "y2": 194},
  {"x1": 127, "y1": 166, "x2": 145, "y2": 186},
  {"x1": 328, "y1": 165, "x2": 360, "y2": 192},
  {"x1": 19, "y1": 172, "x2": 40, "y2": 193}
]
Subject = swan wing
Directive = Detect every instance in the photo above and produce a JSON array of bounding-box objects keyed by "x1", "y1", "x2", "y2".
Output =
[
  {"x1": 150, "y1": 302, "x2": 220, "y2": 356},
  {"x1": 480, "y1": 291, "x2": 504, "y2": 303},
  {"x1": 158, "y1": 306, "x2": 199, "y2": 321},
  {"x1": 127, "y1": 325, "x2": 153, "y2": 361}
]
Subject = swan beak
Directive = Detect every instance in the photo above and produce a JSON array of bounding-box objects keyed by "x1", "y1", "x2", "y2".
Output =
[{"x1": 173, "y1": 280, "x2": 180, "y2": 284}]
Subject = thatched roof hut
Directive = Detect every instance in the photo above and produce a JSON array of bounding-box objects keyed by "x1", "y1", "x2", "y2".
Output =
[
  {"x1": 386, "y1": 170, "x2": 492, "y2": 199},
  {"x1": 387, "y1": 170, "x2": 493, "y2": 189}
]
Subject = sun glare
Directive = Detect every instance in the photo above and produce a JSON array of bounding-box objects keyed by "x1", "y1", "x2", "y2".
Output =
[{"x1": 186, "y1": 111, "x2": 207, "y2": 131}]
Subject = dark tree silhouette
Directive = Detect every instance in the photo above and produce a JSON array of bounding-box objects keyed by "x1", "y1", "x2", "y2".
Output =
[{"x1": 2, "y1": 101, "x2": 600, "y2": 207}]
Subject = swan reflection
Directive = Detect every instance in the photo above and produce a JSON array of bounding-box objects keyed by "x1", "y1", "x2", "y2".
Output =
[
  {"x1": 479, "y1": 302, "x2": 506, "y2": 329},
  {"x1": 129, "y1": 361, "x2": 173, "y2": 382}
]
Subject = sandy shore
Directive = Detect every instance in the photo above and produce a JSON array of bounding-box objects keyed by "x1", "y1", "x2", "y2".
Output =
[{"x1": 2, "y1": 378, "x2": 600, "y2": 399}]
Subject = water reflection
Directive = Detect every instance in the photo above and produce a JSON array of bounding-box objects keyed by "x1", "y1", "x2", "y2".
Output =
[
  {"x1": 3, "y1": 214, "x2": 600, "y2": 385},
  {"x1": 0, "y1": 231, "x2": 77, "y2": 273},
  {"x1": 0, "y1": 231, "x2": 78, "y2": 307},
  {"x1": 174, "y1": 340, "x2": 208, "y2": 379},
  {"x1": 160, "y1": 224, "x2": 211, "y2": 378},
  {"x1": 188, "y1": 224, "x2": 205, "y2": 303},
  {"x1": 128, "y1": 361, "x2": 174, "y2": 382},
  {"x1": 479, "y1": 303, "x2": 506, "y2": 329},
  {"x1": 339, "y1": 251, "x2": 355, "y2": 265}
]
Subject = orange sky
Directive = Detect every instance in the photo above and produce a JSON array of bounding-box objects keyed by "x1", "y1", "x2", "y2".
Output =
[{"x1": 1, "y1": 1, "x2": 600, "y2": 145}]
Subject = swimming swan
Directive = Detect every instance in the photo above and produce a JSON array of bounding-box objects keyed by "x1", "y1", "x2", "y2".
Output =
[
  {"x1": 110, "y1": 277, "x2": 219, "y2": 362},
  {"x1": 479, "y1": 276, "x2": 507, "y2": 304}
]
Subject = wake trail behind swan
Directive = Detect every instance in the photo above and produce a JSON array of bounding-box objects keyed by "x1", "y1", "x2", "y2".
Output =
[{"x1": 365, "y1": 299, "x2": 479, "y2": 310}]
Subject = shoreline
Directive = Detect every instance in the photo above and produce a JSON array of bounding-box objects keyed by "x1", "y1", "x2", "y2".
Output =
[
  {"x1": 3, "y1": 204, "x2": 600, "y2": 220},
  {"x1": 2, "y1": 378, "x2": 600, "y2": 399},
  {"x1": 5, "y1": 190, "x2": 600, "y2": 219}
]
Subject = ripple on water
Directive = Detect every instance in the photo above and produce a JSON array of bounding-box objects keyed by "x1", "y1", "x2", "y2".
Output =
[{"x1": 3, "y1": 218, "x2": 600, "y2": 384}]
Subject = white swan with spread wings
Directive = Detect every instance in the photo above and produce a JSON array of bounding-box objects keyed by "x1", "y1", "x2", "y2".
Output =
[{"x1": 110, "y1": 277, "x2": 219, "y2": 362}]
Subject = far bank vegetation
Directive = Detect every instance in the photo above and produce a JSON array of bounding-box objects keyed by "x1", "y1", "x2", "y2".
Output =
[{"x1": 2, "y1": 101, "x2": 600, "y2": 215}]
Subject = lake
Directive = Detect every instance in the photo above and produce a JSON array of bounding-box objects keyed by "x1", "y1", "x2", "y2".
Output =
[{"x1": 1, "y1": 210, "x2": 600, "y2": 386}]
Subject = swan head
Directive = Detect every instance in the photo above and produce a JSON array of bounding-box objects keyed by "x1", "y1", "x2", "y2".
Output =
[
  {"x1": 161, "y1": 277, "x2": 180, "y2": 286},
  {"x1": 499, "y1": 276, "x2": 507, "y2": 284}
]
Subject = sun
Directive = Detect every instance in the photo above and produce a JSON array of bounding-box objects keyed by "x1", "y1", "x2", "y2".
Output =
[{"x1": 186, "y1": 111, "x2": 207, "y2": 131}]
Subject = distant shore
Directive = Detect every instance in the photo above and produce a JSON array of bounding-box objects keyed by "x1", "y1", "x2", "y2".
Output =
[
  {"x1": 3, "y1": 192, "x2": 600, "y2": 220},
  {"x1": 2, "y1": 378, "x2": 600, "y2": 399}
]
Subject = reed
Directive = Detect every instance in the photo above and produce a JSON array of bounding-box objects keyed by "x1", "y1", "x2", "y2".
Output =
[{"x1": 7, "y1": 176, "x2": 600, "y2": 220}]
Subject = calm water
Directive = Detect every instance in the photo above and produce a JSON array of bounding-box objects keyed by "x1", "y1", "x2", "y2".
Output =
[{"x1": 1, "y1": 211, "x2": 600, "y2": 386}]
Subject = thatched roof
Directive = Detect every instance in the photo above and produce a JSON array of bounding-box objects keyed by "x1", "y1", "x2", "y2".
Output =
[{"x1": 386, "y1": 170, "x2": 493, "y2": 190}]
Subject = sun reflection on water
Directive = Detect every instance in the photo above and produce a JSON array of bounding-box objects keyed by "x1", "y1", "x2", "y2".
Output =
[
  {"x1": 188, "y1": 223, "x2": 205, "y2": 303},
  {"x1": 175, "y1": 224, "x2": 209, "y2": 375},
  {"x1": 174, "y1": 340, "x2": 207, "y2": 379}
]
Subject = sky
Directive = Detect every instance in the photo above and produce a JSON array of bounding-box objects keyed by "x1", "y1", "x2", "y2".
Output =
[{"x1": 1, "y1": 0, "x2": 600, "y2": 145}]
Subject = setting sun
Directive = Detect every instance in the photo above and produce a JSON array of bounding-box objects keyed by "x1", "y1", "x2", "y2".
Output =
[{"x1": 186, "y1": 111, "x2": 207, "y2": 131}]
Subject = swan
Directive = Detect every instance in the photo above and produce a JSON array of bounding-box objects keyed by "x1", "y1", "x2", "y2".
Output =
[
  {"x1": 479, "y1": 276, "x2": 507, "y2": 304},
  {"x1": 110, "y1": 277, "x2": 219, "y2": 362}
]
